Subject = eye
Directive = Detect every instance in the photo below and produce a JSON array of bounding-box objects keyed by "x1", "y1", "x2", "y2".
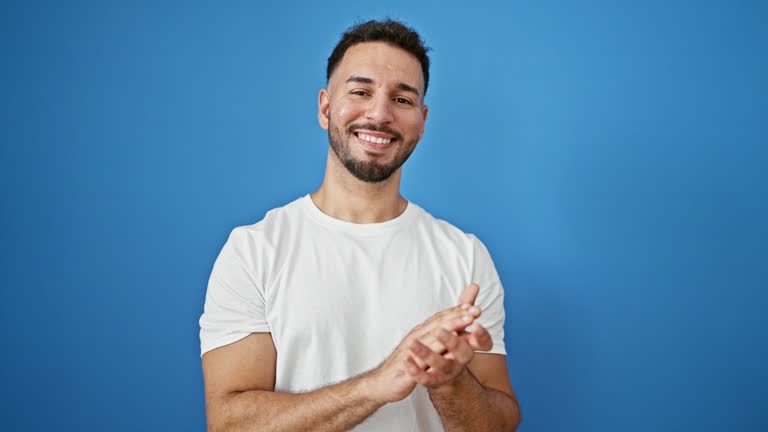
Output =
[
  {"x1": 351, "y1": 90, "x2": 369, "y2": 97},
  {"x1": 394, "y1": 97, "x2": 413, "y2": 105}
]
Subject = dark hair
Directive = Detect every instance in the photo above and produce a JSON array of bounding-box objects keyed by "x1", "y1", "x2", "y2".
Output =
[{"x1": 327, "y1": 19, "x2": 432, "y2": 96}]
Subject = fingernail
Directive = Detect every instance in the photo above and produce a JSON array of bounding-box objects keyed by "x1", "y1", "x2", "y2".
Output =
[
  {"x1": 460, "y1": 304, "x2": 470, "y2": 310},
  {"x1": 462, "y1": 315, "x2": 472, "y2": 323}
]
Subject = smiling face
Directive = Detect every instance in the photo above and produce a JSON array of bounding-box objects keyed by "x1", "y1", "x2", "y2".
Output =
[{"x1": 318, "y1": 42, "x2": 429, "y2": 183}]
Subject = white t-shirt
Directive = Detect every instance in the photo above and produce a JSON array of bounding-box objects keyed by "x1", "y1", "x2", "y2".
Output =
[{"x1": 199, "y1": 195, "x2": 507, "y2": 431}]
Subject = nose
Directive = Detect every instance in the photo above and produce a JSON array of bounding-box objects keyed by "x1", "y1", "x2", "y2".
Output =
[{"x1": 365, "y1": 93, "x2": 394, "y2": 124}]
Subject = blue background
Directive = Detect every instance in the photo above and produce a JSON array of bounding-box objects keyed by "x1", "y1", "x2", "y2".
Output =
[{"x1": 1, "y1": 1, "x2": 766, "y2": 430}]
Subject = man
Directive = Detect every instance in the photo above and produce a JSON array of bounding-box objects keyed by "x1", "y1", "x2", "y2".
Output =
[{"x1": 200, "y1": 19, "x2": 521, "y2": 431}]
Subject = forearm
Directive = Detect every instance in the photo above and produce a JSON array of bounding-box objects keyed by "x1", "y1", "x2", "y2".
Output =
[
  {"x1": 428, "y1": 369, "x2": 521, "y2": 432},
  {"x1": 208, "y1": 372, "x2": 385, "y2": 432}
]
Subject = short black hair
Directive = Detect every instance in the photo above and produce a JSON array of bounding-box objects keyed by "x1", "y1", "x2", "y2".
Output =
[{"x1": 327, "y1": 19, "x2": 431, "y2": 96}]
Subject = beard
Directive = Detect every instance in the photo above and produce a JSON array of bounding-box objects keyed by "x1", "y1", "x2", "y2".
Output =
[{"x1": 327, "y1": 117, "x2": 418, "y2": 183}]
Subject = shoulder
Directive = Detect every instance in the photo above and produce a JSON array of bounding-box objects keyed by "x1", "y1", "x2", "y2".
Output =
[
  {"x1": 408, "y1": 201, "x2": 485, "y2": 256},
  {"x1": 224, "y1": 195, "x2": 307, "y2": 256}
]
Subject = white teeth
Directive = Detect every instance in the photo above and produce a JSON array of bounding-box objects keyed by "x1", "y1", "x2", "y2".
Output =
[{"x1": 358, "y1": 133, "x2": 391, "y2": 145}]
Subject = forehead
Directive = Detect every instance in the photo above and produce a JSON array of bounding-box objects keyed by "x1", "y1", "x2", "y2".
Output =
[{"x1": 332, "y1": 42, "x2": 424, "y2": 92}]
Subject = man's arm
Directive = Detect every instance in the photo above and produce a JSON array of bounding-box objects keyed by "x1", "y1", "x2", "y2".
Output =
[
  {"x1": 427, "y1": 354, "x2": 521, "y2": 432},
  {"x1": 405, "y1": 283, "x2": 521, "y2": 431},
  {"x1": 202, "y1": 304, "x2": 483, "y2": 432},
  {"x1": 203, "y1": 333, "x2": 384, "y2": 432}
]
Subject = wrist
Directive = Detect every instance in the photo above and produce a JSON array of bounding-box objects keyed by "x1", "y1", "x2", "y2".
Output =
[
  {"x1": 358, "y1": 367, "x2": 390, "y2": 406},
  {"x1": 429, "y1": 367, "x2": 474, "y2": 396}
]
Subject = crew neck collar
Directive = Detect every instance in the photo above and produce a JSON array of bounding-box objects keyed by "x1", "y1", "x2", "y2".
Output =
[{"x1": 300, "y1": 194, "x2": 417, "y2": 235}]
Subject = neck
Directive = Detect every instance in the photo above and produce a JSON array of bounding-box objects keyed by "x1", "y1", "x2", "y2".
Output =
[{"x1": 310, "y1": 148, "x2": 408, "y2": 224}]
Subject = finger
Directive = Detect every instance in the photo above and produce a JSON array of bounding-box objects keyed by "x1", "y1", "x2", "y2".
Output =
[
  {"x1": 411, "y1": 331, "x2": 443, "y2": 369},
  {"x1": 436, "y1": 304, "x2": 482, "y2": 322},
  {"x1": 465, "y1": 323, "x2": 493, "y2": 351},
  {"x1": 419, "y1": 328, "x2": 446, "y2": 356},
  {"x1": 411, "y1": 312, "x2": 465, "y2": 368},
  {"x1": 418, "y1": 308, "x2": 480, "y2": 340},
  {"x1": 446, "y1": 313, "x2": 477, "y2": 332},
  {"x1": 405, "y1": 356, "x2": 438, "y2": 386},
  {"x1": 461, "y1": 304, "x2": 482, "y2": 319},
  {"x1": 421, "y1": 314, "x2": 479, "y2": 347},
  {"x1": 438, "y1": 328, "x2": 475, "y2": 365},
  {"x1": 427, "y1": 304, "x2": 464, "y2": 322},
  {"x1": 409, "y1": 339, "x2": 453, "y2": 376},
  {"x1": 411, "y1": 304, "x2": 484, "y2": 358},
  {"x1": 422, "y1": 323, "x2": 469, "y2": 358},
  {"x1": 410, "y1": 365, "x2": 449, "y2": 388},
  {"x1": 458, "y1": 283, "x2": 480, "y2": 306},
  {"x1": 404, "y1": 355, "x2": 424, "y2": 375}
]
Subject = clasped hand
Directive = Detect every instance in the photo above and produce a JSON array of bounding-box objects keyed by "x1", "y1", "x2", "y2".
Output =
[{"x1": 369, "y1": 283, "x2": 494, "y2": 403}]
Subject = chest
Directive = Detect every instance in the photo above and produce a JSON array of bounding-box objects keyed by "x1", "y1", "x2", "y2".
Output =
[{"x1": 265, "y1": 233, "x2": 467, "y2": 366}]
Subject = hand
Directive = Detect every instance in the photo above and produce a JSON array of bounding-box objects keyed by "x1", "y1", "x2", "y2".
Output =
[
  {"x1": 405, "y1": 283, "x2": 494, "y2": 389},
  {"x1": 413, "y1": 283, "x2": 492, "y2": 361},
  {"x1": 404, "y1": 323, "x2": 493, "y2": 389},
  {"x1": 366, "y1": 299, "x2": 482, "y2": 404}
]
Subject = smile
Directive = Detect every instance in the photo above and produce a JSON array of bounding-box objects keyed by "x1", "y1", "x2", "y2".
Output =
[{"x1": 354, "y1": 131, "x2": 394, "y2": 145}]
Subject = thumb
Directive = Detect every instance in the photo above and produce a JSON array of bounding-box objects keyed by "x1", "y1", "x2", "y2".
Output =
[{"x1": 458, "y1": 283, "x2": 480, "y2": 306}]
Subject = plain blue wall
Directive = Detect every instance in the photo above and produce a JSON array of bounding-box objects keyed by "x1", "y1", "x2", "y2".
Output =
[{"x1": 1, "y1": 1, "x2": 766, "y2": 430}]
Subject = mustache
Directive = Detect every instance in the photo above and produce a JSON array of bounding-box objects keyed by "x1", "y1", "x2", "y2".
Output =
[{"x1": 347, "y1": 123, "x2": 402, "y2": 141}]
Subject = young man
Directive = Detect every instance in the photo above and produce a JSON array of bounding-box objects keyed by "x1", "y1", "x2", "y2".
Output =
[{"x1": 200, "y1": 19, "x2": 521, "y2": 431}]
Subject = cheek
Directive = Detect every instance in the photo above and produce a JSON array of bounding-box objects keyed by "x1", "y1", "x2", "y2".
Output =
[
  {"x1": 400, "y1": 113, "x2": 425, "y2": 136},
  {"x1": 330, "y1": 102, "x2": 358, "y2": 126}
]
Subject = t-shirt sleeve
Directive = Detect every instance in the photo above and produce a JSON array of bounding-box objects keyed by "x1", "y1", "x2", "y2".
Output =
[
  {"x1": 199, "y1": 227, "x2": 270, "y2": 357},
  {"x1": 469, "y1": 234, "x2": 507, "y2": 355}
]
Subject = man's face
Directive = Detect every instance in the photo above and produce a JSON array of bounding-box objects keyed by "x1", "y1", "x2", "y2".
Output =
[{"x1": 318, "y1": 42, "x2": 429, "y2": 183}]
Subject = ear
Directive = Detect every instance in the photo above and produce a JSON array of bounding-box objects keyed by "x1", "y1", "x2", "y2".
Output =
[{"x1": 318, "y1": 88, "x2": 331, "y2": 130}]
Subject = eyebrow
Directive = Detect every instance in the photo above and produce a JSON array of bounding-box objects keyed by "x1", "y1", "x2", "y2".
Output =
[{"x1": 345, "y1": 75, "x2": 421, "y2": 98}]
